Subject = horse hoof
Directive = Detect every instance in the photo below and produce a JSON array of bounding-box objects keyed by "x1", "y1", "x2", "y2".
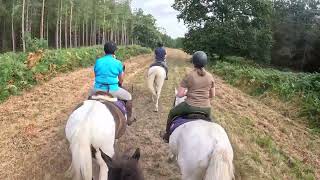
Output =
[{"x1": 154, "y1": 109, "x2": 158, "y2": 112}]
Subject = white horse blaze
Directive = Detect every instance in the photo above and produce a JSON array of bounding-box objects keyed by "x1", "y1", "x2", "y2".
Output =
[
  {"x1": 147, "y1": 66, "x2": 166, "y2": 112},
  {"x1": 168, "y1": 95, "x2": 234, "y2": 180},
  {"x1": 65, "y1": 100, "x2": 115, "y2": 180}
]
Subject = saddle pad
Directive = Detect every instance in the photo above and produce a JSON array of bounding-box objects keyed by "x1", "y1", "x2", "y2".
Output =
[
  {"x1": 102, "y1": 101, "x2": 127, "y2": 139},
  {"x1": 169, "y1": 117, "x2": 198, "y2": 136},
  {"x1": 91, "y1": 95, "x2": 117, "y2": 102},
  {"x1": 169, "y1": 114, "x2": 212, "y2": 136}
]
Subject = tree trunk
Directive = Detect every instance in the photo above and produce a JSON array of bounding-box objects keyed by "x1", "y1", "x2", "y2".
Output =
[
  {"x1": 59, "y1": 0, "x2": 62, "y2": 48},
  {"x1": 56, "y1": 16, "x2": 59, "y2": 49},
  {"x1": 82, "y1": 20, "x2": 85, "y2": 46},
  {"x1": 40, "y1": 0, "x2": 45, "y2": 39},
  {"x1": 26, "y1": 0, "x2": 29, "y2": 33},
  {"x1": 121, "y1": 22, "x2": 124, "y2": 45},
  {"x1": 55, "y1": 0, "x2": 60, "y2": 49},
  {"x1": 65, "y1": 8, "x2": 68, "y2": 48},
  {"x1": 69, "y1": 0, "x2": 73, "y2": 48},
  {"x1": 110, "y1": 29, "x2": 113, "y2": 42},
  {"x1": 22, "y1": 0, "x2": 26, "y2": 52},
  {"x1": 98, "y1": 26, "x2": 101, "y2": 45},
  {"x1": 74, "y1": 19, "x2": 77, "y2": 47},
  {"x1": 90, "y1": 20, "x2": 93, "y2": 46},
  {"x1": 46, "y1": 18, "x2": 49, "y2": 45},
  {"x1": 12, "y1": 1, "x2": 16, "y2": 52},
  {"x1": 86, "y1": 20, "x2": 88, "y2": 46},
  {"x1": 94, "y1": 13, "x2": 97, "y2": 45},
  {"x1": 102, "y1": 0, "x2": 106, "y2": 44}
]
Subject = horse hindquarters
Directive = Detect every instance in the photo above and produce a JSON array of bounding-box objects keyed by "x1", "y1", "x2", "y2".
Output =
[
  {"x1": 68, "y1": 106, "x2": 93, "y2": 180},
  {"x1": 204, "y1": 125, "x2": 234, "y2": 180},
  {"x1": 170, "y1": 121, "x2": 234, "y2": 180},
  {"x1": 66, "y1": 101, "x2": 115, "y2": 180},
  {"x1": 204, "y1": 147, "x2": 234, "y2": 180}
]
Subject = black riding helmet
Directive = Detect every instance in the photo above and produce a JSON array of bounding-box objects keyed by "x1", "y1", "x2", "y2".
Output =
[
  {"x1": 104, "y1": 41, "x2": 117, "y2": 55},
  {"x1": 192, "y1": 51, "x2": 208, "y2": 68}
]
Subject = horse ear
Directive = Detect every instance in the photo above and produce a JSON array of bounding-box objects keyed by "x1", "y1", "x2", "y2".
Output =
[
  {"x1": 131, "y1": 148, "x2": 140, "y2": 161},
  {"x1": 99, "y1": 148, "x2": 114, "y2": 168}
]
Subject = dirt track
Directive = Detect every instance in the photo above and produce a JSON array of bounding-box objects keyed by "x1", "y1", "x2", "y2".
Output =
[{"x1": 0, "y1": 49, "x2": 319, "y2": 180}]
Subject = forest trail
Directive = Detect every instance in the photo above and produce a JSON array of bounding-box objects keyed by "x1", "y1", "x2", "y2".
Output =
[{"x1": 0, "y1": 49, "x2": 319, "y2": 180}]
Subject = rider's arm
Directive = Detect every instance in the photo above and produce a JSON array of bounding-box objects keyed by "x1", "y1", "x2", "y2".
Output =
[
  {"x1": 209, "y1": 80, "x2": 215, "y2": 98},
  {"x1": 118, "y1": 62, "x2": 125, "y2": 86},
  {"x1": 164, "y1": 49, "x2": 167, "y2": 59},
  {"x1": 178, "y1": 74, "x2": 189, "y2": 97},
  {"x1": 118, "y1": 72, "x2": 124, "y2": 86},
  {"x1": 177, "y1": 86, "x2": 187, "y2": 97}
]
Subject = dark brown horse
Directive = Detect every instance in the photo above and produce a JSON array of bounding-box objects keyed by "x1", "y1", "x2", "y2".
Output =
[{"x1": 92, "y1": 148, "x2": 144, "y2": 180}]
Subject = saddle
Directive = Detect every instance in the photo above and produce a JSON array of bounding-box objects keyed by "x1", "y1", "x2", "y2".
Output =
[
  {"x1": 168, "y1": 112, "x2": 212, "y2": 136},
  {"x1": 88, "y1": 91, "x2": 127, "y2": 139},
  {"x1": 150, "y1": 61, "x2": 167, "y2": 69}
]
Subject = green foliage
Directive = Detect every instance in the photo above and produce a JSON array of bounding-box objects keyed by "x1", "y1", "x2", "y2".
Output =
[
  {"x1": 132, "y1": 9, "x2": 180, "y2": 49},
  {"x1": 173, "y1": 0, "x2": 273, "y2": 62},
  {"x1": 271, "y1": 0, "x2": 320, "y2": 72},
  {"x1": 0, "y1": 45, "x2": 150, "y2": 102},
  {"x1": 0, "y1": 52, "x2": 34, "y2": 101},
  {"x1": 132, "y1": 9, "x2": 161, "y2": 48},
  {"x1": 211, "y1": 58, "x2": 320, "y2": 127},
  {"x1": 25, "y1": 33, "x2": 49, "y2": 52}
]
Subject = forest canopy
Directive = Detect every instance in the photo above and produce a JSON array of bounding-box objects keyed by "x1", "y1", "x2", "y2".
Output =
[
  {"x1": 173, "y1": 0, "x2": 320, "y2": 72},
  {"x1": 0, "y1": 0, "x2": 180, "y2": 53}
]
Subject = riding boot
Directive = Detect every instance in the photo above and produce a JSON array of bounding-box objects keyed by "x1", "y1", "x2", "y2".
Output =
[
  {"x1": 125, "y1": 100, "x2": 136, "y2": 126},
  {"x1": 164, "y1": 66, "x2": 169, "y2": 80},
  {"x1": 160, "y1": 118, "x2": 171, "y2": 143}
]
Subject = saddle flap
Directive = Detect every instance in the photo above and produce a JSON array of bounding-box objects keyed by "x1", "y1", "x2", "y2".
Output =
[
  {"x1": 183, "y1": 112, "x2": 211, "y2": 121},
  {"x1": 150, "y1": 62, "x2": 166, "y2": 69},
  {"x1": 91, "y1": 91, "x2": 118, "y2": 102},
  {"x1": 102, "y1": 101, "x2": 127, "y2": 139}
]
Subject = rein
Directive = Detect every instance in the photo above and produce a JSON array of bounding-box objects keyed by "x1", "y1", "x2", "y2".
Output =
[{"x1": 172, "y1": 96, "x2": 177, "y2": 108}]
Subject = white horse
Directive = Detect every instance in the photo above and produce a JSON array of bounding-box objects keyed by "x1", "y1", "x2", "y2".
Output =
[
  {"x1": 147, "y1": 66, "x2": 166, "y2": 112},
  {"x1": 168, "y1": 90, "x2": 234, "y2": 180},
  {"x1": 65, "y1": 100, "x2": 143, "y2": 180}
]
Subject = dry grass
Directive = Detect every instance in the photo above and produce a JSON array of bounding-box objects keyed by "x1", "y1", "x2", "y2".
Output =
[{"x1": 0, "y1": 49, "x2": 319, "y2": 180}]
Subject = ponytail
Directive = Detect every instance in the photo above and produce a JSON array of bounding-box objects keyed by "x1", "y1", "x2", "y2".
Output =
[{"x1": 196, "y1": 68, "x2": 206, "y2": 77}]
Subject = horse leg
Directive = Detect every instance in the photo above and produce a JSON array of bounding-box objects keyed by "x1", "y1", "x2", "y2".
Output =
[
  {"x1": 154, "y1": 75, "x2": 165, "y2": 112},
  {"x1": 147, "y1": 72, "x2": 157, "y2": 103}
]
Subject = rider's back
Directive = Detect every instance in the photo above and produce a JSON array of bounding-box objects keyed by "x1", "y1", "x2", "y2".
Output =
[
  {"x1": 181, "y1": 69, "x2": 214, "y2": 108},
  {"x1": 155, "y1": 47, "x2": 166, "y2": 61},
  {"x1": 94, "y1": 55, "x2": 123, "y2": 91}
]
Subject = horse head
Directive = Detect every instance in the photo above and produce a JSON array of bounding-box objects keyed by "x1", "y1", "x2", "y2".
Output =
[{"x1": 99, "y1": 148, "x2": 144, "y2": 180}]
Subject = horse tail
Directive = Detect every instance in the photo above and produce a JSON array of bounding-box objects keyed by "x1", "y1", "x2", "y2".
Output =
[
  {"x1": 69, "y1": 104, "x2": 94, "y2": 180},
  {"x1": 204, "y1": 147, "x2": 234, "y2": 180}
]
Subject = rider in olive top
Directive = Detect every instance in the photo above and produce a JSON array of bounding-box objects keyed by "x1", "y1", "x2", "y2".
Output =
[
  {"x1": 93, "y1": 41, "x2": 135, "y2": 124},
  {"x1": 161, "y1": 51, "x2": 215, "y2": 143}
]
